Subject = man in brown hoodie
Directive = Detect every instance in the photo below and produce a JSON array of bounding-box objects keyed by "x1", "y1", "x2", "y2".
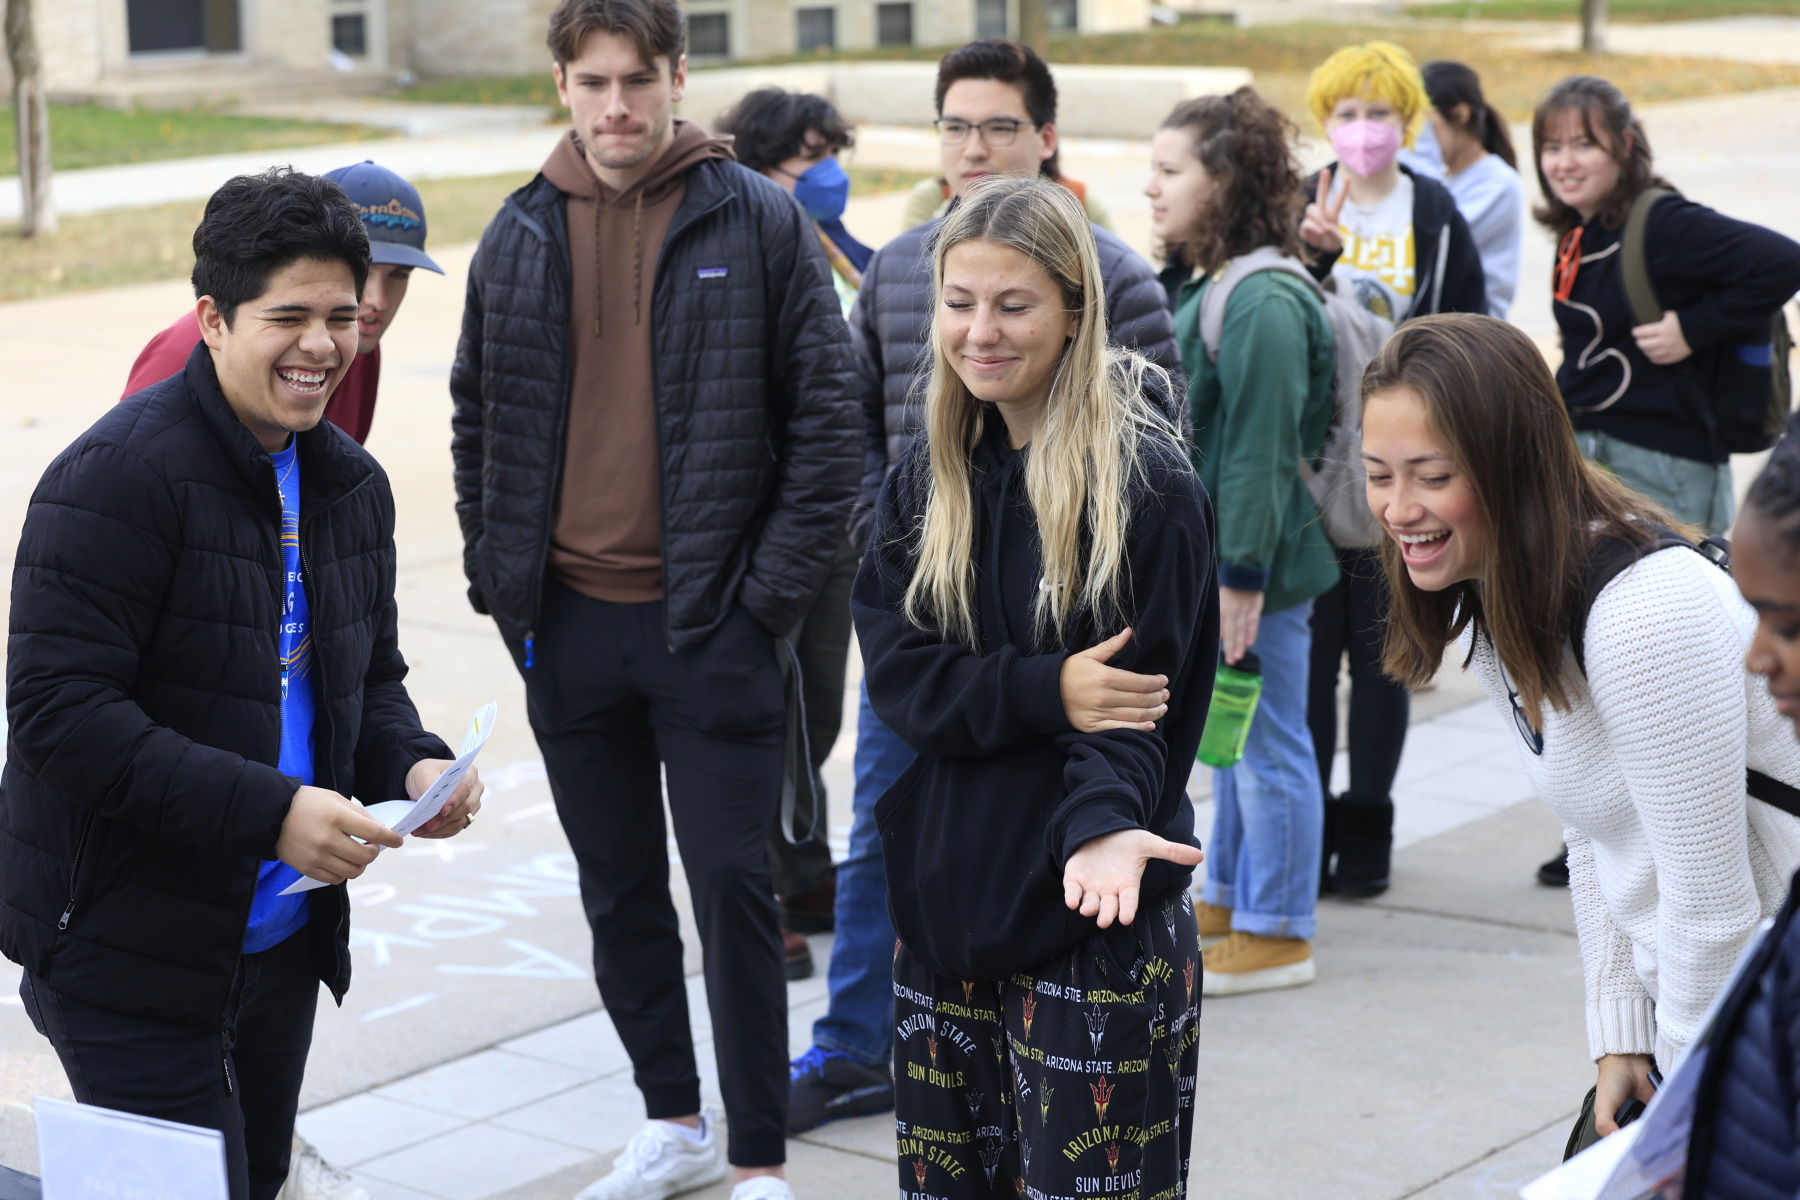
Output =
[{"x1": 449, "y1": 1, "x2": 860, "y2": 1198}]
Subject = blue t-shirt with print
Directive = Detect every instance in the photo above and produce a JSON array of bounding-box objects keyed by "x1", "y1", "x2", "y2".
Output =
[{"x1": 243, "y1": 438, "x2": 315, "y2": 954}]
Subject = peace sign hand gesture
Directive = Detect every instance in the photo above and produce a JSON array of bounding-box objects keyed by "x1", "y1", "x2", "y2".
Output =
[{"x1": 1301, "y1": 167, "x2": 1347, "y2": 255}]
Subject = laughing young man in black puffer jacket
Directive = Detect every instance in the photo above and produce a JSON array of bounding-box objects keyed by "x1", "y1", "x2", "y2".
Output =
[
  {"x1": 449, "y1": 2, "x2": 857, "y2": 1196},
  {"x1": 3, "y1": 168, "x2": 477, "y2": 1200}
]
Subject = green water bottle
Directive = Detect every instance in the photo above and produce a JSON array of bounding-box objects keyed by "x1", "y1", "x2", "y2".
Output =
[{"x1": 1196, "y1": 650, "x2": 1263, "y2": 768}]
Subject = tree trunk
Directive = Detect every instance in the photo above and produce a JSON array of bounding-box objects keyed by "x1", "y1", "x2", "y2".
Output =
[
  {"x1": 1018, "y1": 0, "x2": 1050, "y2": 56},
  {"x1": 5, "y1": 0, "x2": 56, "y2": 237},
  {"x1": 1581, "y1": 0, "x2": 1608, "y2": 54}
]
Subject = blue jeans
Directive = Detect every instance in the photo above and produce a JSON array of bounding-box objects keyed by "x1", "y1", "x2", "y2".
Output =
[
  {"x1": 810, "y1": 680, "x2": 914, "y2": 1066},
  {"x1": 1203, "y1": 600, "x2": 1324, "y2": 940}
]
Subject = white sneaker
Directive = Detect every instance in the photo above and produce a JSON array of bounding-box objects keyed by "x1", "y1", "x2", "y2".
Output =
[
  {"x1": 276, "y1": 1137, "x2": 369, "y2": 1200},
  {"x1": 574, "y1": 1113, "x2": 729, "y2": 1200},
  {"x1": 730, "y1": 1178, "x2": 794, "y2": 1200}
]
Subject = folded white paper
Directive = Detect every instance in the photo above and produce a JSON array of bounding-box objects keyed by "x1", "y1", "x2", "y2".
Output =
[
  {"x1": 280, "y1": 701, "x2": 497, "y2": 896},
  {"x1": 36, "y1": 1094, "x2": 228, "y2": 1200}
]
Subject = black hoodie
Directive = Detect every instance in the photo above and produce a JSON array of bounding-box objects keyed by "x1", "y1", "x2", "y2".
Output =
[{"x1": 853, "y1": 413, "x2": 1218, "y2": 980}]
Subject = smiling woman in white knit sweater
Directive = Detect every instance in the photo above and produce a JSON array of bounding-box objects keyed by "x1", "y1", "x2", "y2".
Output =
[{"x1": 1357, "y1": 313, "x2": 1800, "y2": 1141}]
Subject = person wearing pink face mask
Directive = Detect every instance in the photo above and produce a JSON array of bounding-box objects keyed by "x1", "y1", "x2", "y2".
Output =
[{"x1": 1299, "y1": 42, "x2": 1487, "y2": 325}]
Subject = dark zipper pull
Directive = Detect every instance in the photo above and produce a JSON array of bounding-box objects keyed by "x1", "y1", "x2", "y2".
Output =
[
  {"x1": 220, "y1": 1031, "x2": 235, "y2": 1096},
  {"x1": 57, "y1": 904, "x2": 73, "y2": 931}
]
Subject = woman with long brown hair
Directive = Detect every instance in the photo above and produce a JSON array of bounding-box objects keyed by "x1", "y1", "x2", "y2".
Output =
[
  {"x1": 1360, "y1": 312, "x2": 1800, "y2": 1144},
  {"x1": 1535, "y1": 74, "x2": 1800, "y2": 534},
  {"x1": 855, "y1": 174, "x2": 1212, "y2": 1198}
]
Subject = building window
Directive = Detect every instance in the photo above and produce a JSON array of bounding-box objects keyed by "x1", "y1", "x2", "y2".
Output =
[
  {"x1": 128, "y1": 0, "x2": 240, "y2": 54},
  {"x1": 876, "y1": 2, "x2": 913, "y2": 45},
  {"x1": 688, "y1": 11, "x2": 730, "y2": 56},
  {"x1": 332, "y1": 14, "x2": 368, "y2": 56},
  {"x1": 796, "y1": 7, "x2": 837, "y2": 52},
  {"x1": 975, "y1": 0, "x2": 1008, "y2": 39},
  {"x1": 1047, "y1": 0, "x2": 1078, "y2": 30}
]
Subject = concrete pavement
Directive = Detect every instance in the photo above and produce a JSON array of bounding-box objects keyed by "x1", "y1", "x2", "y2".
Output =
[{"x1": 6, "y1": 82, "x2": 1800, "y2": 1197}]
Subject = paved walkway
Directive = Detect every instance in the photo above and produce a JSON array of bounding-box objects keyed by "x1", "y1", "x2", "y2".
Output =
[{"x1": 3, "y1": 83, "x2": 1800, "y2": 1198}]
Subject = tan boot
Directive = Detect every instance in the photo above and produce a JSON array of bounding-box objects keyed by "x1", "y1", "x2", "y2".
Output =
[
  {"x1": 1201, "y1": 931, "x2": 1316, "y2": 996},
  {"x1": 1195, "y1": 900, "x2": 1232, "y2": 947}
]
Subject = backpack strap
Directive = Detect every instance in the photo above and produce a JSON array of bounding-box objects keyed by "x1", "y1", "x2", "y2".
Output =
[
  {"x1": 1569, "y1": 525, "x2": 1703, "y2": 677},
  {"x1": 1620, "y1": 187, "x2": 1675, "y2": 329},
  {"x1": 1196, "y1": 246, "x2": 1323, "y2": 364}
]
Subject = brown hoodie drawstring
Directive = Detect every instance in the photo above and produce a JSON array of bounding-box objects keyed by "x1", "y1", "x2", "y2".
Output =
[
  {"x1": 633, "y1": 192, "x2": 644, "y2": 326},
  {"x1": 601, "y1": 183, "x2": 615, "y2": 341}
]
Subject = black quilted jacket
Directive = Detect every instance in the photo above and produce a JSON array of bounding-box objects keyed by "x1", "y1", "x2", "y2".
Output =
[
  {"x1": 1688, "y1": 865, "x2": 1800, "y2": 1199},
  {"x1": 847, "y1": 216, "x2": 1185, "y2": 541},
  {"x1": 450, "y1": 160, "x2": 860, "y2": 649},
  {"x1": 2, "y1": 345, "x2": 451, "y2": 1028}
]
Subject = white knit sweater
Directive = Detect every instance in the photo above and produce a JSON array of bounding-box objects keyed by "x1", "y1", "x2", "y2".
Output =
[{"x1": 1462, "y1": 547, "x2": 1800, "y2": 1068}]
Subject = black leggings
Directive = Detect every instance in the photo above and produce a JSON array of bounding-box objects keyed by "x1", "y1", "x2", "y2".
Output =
[{"x1": 1306, "y1": 547, "x2": 1409, "y2": 805}]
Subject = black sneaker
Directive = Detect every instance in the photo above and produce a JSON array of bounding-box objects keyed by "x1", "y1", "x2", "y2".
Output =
[
  {"x1": 788, "y1": 1046, "x2": 893, "y2": 1133},
  {"x1": 1537, "y1": 845, "x2": 1570, "y2": 887}
]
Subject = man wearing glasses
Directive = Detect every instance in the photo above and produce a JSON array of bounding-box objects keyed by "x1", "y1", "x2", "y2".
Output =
[{"x1": 785, "y1": 36, "x2": 1185, "y2": 1135}]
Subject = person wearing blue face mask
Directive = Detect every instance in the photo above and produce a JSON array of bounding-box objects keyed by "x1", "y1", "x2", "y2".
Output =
[{"x1": 718, "y1": 88, "x2": 873, "y2": 315}]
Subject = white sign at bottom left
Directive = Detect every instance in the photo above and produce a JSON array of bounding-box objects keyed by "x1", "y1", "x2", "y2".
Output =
[{"x1": 35, "y1": 1094, "x2": 227, "y2": 1200}]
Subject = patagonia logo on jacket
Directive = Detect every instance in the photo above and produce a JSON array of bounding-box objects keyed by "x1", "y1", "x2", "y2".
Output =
[{"x1": 696, "y1": 267, "x2": 729, "y2": 280}]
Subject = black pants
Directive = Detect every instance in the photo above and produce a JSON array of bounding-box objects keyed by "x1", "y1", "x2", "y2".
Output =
[
  {"x1": 768, "y1": 534, "x2": 858, "y2": 900},
  {"x1": 1307, "y1": 546, "x2": 1410, "y2": 805},
  {"x1": 892, "y1": 896, "x2": 1201, "y2": 1199},
  {"x1": 21, "y1": 930, "x2": 317, "y2": 1200},
  {"x1": 521, "y1": 582, "x2": 788, "y2": 1166}
]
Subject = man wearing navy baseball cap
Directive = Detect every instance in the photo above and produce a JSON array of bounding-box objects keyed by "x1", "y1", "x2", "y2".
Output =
[{"x1": 120, "y1": 161, "x2": 443, "y2": 446}]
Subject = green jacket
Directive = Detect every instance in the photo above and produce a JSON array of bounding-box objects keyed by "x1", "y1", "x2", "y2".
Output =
[{"x1": 1167, "y1": 265, "x2": 1339, "y2": 614}]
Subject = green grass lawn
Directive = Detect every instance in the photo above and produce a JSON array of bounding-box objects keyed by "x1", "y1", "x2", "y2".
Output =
[
  {"x1": 1437, "y1": 0, "x2": 1800, "y2": 20},
  {"x1": 0, "y1": 164, "x2": 932, "y2": 305},
  {"x1": 0, "y1": 105, "x2": 392, "y2": 175}
]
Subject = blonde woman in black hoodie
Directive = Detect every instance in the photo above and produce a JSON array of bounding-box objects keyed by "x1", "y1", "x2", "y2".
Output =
[{"x1": 853, "y1": 174, "x2": 1216, "y2": 1199}]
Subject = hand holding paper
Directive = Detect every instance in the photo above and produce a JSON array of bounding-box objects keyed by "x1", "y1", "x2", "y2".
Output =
[{"x1": 280, "y1": 702, "x2": 496, "y2": 895}]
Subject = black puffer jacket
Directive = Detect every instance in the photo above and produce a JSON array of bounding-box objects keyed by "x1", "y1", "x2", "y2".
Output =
[
  {"x1": 848, "y1": 216, "x2": 1184, "y2": 539},
  {"x1": 451, "y1": 159, "x2": 860, "y2": 649},
  {"x1": 3, "y1": 345, "x2": 450, "y2": 1028},
  {"x1": 1688, "y1": 865, "x2": 1800, "y2": 1199}
]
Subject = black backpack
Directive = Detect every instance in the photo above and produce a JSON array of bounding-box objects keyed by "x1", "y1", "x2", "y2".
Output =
[
  {"x1": 1570, "y1": 528, "x2": 1800, "y2": 817},
  {"x1": 1621, "y1": 188, "x2": 1795, "y2": 455}
]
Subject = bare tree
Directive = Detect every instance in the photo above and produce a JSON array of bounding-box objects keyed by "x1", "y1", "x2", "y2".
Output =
[
  {"x1": 1581, "y1": 0, "x2": 1608, "y2": 54},
  {"x1": 1018, "y1": 0, "x2": 1050, "y2": 55},
  {"x1": 5, "y1": 0, "x2": 55, "y2": 236}
]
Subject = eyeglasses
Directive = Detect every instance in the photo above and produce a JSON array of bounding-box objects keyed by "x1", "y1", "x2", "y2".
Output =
[
  {"x1": 1500, "y1": 663, "x2": 1544, "y2": 756},
  {"x1": 934, "y1": 118, "x2": 1038, "y2": 147}
]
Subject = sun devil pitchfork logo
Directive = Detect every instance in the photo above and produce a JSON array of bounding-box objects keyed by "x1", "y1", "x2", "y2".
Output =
[
  {"x1": 1105, "y1": 1141, "x2": 1122, "y2": 1177},
  {"x1": 1183, "y1": 958, "x2": 1197, "y2": 1005},
  {"x1": 1090, "y1": 1075, "x2": 1115, "y2": 1124},
  {"x1": 1021, "y1": 991, "x2": 1037, "y2": 1040},
  {"x1": 963, "y1": 979, "x2": 976, "y2": 1005},
  {"x1": 1086, "y1": 1005, "x2": 1109, "y2": 1055},
  {"x1": 1039, "y1": 1083, "x2": 1054, "y2": 1126},
  {"x1": 927, "y1": 1035, "x2": 939, "y2": 1068},
  {"x1": 914, "y1": 1158, "x2": 929, "y2": 1189}
]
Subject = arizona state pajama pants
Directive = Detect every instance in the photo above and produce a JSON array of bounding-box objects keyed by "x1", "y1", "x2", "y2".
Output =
[{"x1": 892, "y1": 893, "x2": 1202, "y2": 1200}]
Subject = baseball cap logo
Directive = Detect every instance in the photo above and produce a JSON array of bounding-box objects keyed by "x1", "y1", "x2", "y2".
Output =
[{"x1": 360, "y1": 198, "x2": 422, "y2": 231}]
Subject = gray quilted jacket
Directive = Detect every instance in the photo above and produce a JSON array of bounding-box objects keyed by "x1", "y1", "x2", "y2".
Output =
[
  {"x1": 848, "y1": 216, "x2": 1185, "y2": 540},
  {"x1": 450, "y1": 160, "x2": 860, "y2": 649}
]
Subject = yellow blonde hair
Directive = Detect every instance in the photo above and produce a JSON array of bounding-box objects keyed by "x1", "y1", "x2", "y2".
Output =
[
  {"x1": 901, "y1": 175, "x2": 1176, "y2": 647},
  {"x1": 1306, "y1": 41, "x2": 1427, "y2": 147}
]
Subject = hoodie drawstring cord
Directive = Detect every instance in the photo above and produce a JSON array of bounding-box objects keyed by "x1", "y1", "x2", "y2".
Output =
[
  {"x1": 633, "y1": 192, "x2": 644, "y2": 326},
  {"x1": 592, "y1": 180, "x2": 604, "y2": 339}
]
